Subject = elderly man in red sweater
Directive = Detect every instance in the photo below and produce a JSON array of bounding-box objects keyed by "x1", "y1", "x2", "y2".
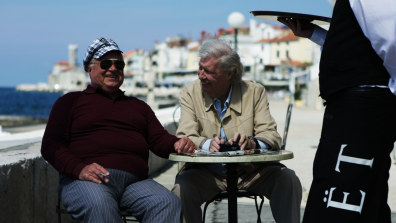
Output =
[{"x1": 41, "y1": 37, "x2": 195, "y2": 223}]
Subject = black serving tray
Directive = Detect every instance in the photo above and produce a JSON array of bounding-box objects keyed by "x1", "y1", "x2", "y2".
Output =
[{"x1": 250, "y1": 10, "x2": 331, "y2": 25}]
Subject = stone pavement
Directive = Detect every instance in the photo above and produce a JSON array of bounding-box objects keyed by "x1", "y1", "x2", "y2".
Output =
[{"x1": 151, "y1": 99, "x2": 396, "y2": 223}]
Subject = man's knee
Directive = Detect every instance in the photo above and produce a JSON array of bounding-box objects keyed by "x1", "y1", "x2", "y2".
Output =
[
  {"x1": 172, "y1": 171, "x2": 199, "y2": 199},
  {"x1": 175, "y1": 171, "x2": 196, "y2": 186},
  {"x1": 136, "y1": 189, "x2": 182, "y2": 222},
  {"x1": 278, "y1": 167, "x2": 299, "y2": 181},
  {"x1": 142, "y1": 188, "x2": 182, "y2": 214},
  {"x1": 61, "y1": 188, "x2": 120, "y2": 220},
  {"x1": 127, "y1": 179, "x2": 182, "y2": 211},
  {"x1": 163, "y1": 191, "x2": 182, "y2": 208},
  {"x1": 277, "y1": 168, "x2": 302, "y2": 192}
]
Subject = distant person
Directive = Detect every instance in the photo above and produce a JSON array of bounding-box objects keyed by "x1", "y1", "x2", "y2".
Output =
[
  {"x1": 172, "y1": 39, "x2": 302, "y2": 223},
  {"x1": 41, "y1": 37, "x2": 196, "y2": 223},
  {"x1": 278, "y1": 0, "x2": 396, "y2": 222}
]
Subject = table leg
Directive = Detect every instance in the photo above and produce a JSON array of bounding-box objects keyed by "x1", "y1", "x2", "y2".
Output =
[{"x1": 225, "y1": 163, "x2": 238, "y2": 223}]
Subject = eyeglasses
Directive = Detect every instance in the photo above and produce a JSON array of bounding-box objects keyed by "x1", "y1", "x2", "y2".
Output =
[{"x1": 92, "y1": 59, "x2": 125, "y2": 70}]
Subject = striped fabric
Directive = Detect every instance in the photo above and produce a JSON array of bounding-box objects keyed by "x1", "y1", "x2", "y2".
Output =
[{"x1": 59, "y1": 168, "x2": 182, "y2": 223}]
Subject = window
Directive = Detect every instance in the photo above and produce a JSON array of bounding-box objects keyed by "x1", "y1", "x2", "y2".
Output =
[
  {"x1": 286, "y1": 50, "x2": 289, "y2": 57},
  {"x1": 277, "y1": 51, "x2": 280, "y2": 58},
  {"x1": 286, "y1": 41, "x2": 289, "y2": 45},
  {"x1": 261, "y1": 44, "x2": 264, "y2": 51}
]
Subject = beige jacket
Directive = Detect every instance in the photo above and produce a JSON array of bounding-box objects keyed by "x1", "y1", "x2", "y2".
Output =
[{"x1": 176, "y1": 79, "x2": 282, "y2": 174}]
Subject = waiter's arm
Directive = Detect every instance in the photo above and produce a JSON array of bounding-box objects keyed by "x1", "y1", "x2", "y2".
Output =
[{"x1": 277, "y1": 17, "x2": 327, "y2": 47}]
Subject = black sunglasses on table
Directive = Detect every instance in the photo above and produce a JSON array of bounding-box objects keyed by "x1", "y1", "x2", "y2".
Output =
[{"x1": 93, "y1": 59, "x2": 125, "y2": 70}]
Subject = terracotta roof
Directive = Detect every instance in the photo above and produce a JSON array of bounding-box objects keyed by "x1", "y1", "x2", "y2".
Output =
[
  {"x1": 290, "y1": 60, "x2": 306, "y2": 66},
  {"x1": 124, "y1": 73, "x2": 134, "y2": 77},
  {"x1": 282, "y1": 60, "x2": 306, "y2": 67},
  {"x1": 257, "y1": 38, "x2": 273, "y2": 43},
  {"x1": 273, "y1": 25, "x2": 287, "y2": 30},
  {"x1": 61, "y1": 66, "x2": 76, "y2": 72},
  {"x1": 223, "y1": 28, "x2": 235, "y2": 34},
  {"x1": 221, "y1": 25, "x2": 250, "y2": 34},
  {"x1": 56, "y1": 61, "x2": 69, "y2": 65},
  {"x1": 258, "y1": 31, "x2": 299, "y2": 43},
  {"x1": 275, "y1": 32, "x2": 299, "y2": 42},
  {"x1": 123, "y1": 50, "x2": 136, "y2": 57}
]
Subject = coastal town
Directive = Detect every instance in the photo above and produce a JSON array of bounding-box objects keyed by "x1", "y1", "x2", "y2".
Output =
[{"x1": 16, "y1": 18, "x2": 325, "y2": 110}]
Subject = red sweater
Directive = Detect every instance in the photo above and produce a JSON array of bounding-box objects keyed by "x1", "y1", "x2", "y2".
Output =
[{"x1": 41, "y1": 85, "x2": 179, "y2": 179}]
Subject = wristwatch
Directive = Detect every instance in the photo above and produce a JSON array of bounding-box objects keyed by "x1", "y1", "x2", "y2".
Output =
[{"x1": 248, "y1": 136, "x2": 260, "y2": 149}]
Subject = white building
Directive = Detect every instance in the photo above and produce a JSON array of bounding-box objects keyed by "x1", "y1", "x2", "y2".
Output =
[
  {"x1": 47, "y1": 44, "x2": 88, "y2": 91},
  {"x1": 123, "y1": 49, "x2": 147, "y2": 84},
  {"x1": 218, "y1": 19, "x2": 314, "y2": 80},
  {"x1": 146, "y1": 36, "x2": 197, "y2": 87},
  {"x1": 149, "y1": 36, "x2": 195, "y2": 75},
  {"x1": 218, "y1": 19, "x2": 285, "y2": 73}
]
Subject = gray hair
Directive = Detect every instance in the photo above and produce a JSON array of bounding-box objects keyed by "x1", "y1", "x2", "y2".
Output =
[
  {"x1": 198, "y1": 39, "x2": 244, "y2": 82},
  {"x1": 84, "y1": 58, "x2": 95, "y2": 72}
]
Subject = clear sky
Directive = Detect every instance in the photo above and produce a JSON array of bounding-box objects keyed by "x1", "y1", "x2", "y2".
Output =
[{"x1": 0, "y1": 0, "x2": 333, "y2": 87}]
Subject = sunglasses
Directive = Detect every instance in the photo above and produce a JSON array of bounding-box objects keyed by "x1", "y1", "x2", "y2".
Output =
[{"x1": 92, "y1": 59, "x2": 125, "y2": 70}]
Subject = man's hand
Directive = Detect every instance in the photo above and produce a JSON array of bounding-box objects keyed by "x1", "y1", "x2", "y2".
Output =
[
  {"x1": 210, "y1": 135, "x2": 226, "y2": 152},
  {"x1": 228, "y1": 132, "x2": 256, "y2": 151},
  {"x1": 277, "y1": 17, "x2": 314, "y2": 38},
  {"x1": 174, "y1": 137, "x2": 196, "y2": 153},
  {"x1": 79, "y1": 163, "x2": 109, "y2": 184}
]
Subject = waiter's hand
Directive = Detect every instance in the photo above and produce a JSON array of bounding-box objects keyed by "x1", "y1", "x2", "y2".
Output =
[
  {"x1": 210, "y1": 135, "x2": 225, "y2": 152},
  {"x1": 228, "y1": 132, "x2": 256, "y2": 151},
  {"x1": 79, "y1": 163, "x2": 109, "y2": 184},
  {"x1": 277, "y1": 17, "x2": 314, "y2": 38},
  {"x1": 175, "y1": 137, "x2": 196, "y2": 153}
]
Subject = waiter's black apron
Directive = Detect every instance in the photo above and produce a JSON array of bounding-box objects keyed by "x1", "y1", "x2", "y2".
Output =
[
  {"x1": 303, "y1": 0, "x2": 396, "y2": 222},
  {"x1": 303, "y1": 88, "x2": 396, "y2": 223}
]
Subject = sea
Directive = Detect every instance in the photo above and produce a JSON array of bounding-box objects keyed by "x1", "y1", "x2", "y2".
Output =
[
  {"x1": 0, "y1": 87, "x2": 175, "y2": 119},
  {"x1": 0, "y1": 87, "x2": 63, "y2": 118}
]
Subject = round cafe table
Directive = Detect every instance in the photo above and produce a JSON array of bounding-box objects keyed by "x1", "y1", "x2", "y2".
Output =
[{"x1": 169, "y1": 150, "x2": 294, "y2": 223}]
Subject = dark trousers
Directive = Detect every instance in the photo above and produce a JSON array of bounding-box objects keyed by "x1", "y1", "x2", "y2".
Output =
[{"x1": 303, "y1": 88, "x2": 396, "y2": 223}]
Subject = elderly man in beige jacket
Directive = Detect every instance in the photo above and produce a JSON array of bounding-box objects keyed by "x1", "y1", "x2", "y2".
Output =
[{"x1": 171, "y1": 39, "x2": 302, "y2": 223}]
